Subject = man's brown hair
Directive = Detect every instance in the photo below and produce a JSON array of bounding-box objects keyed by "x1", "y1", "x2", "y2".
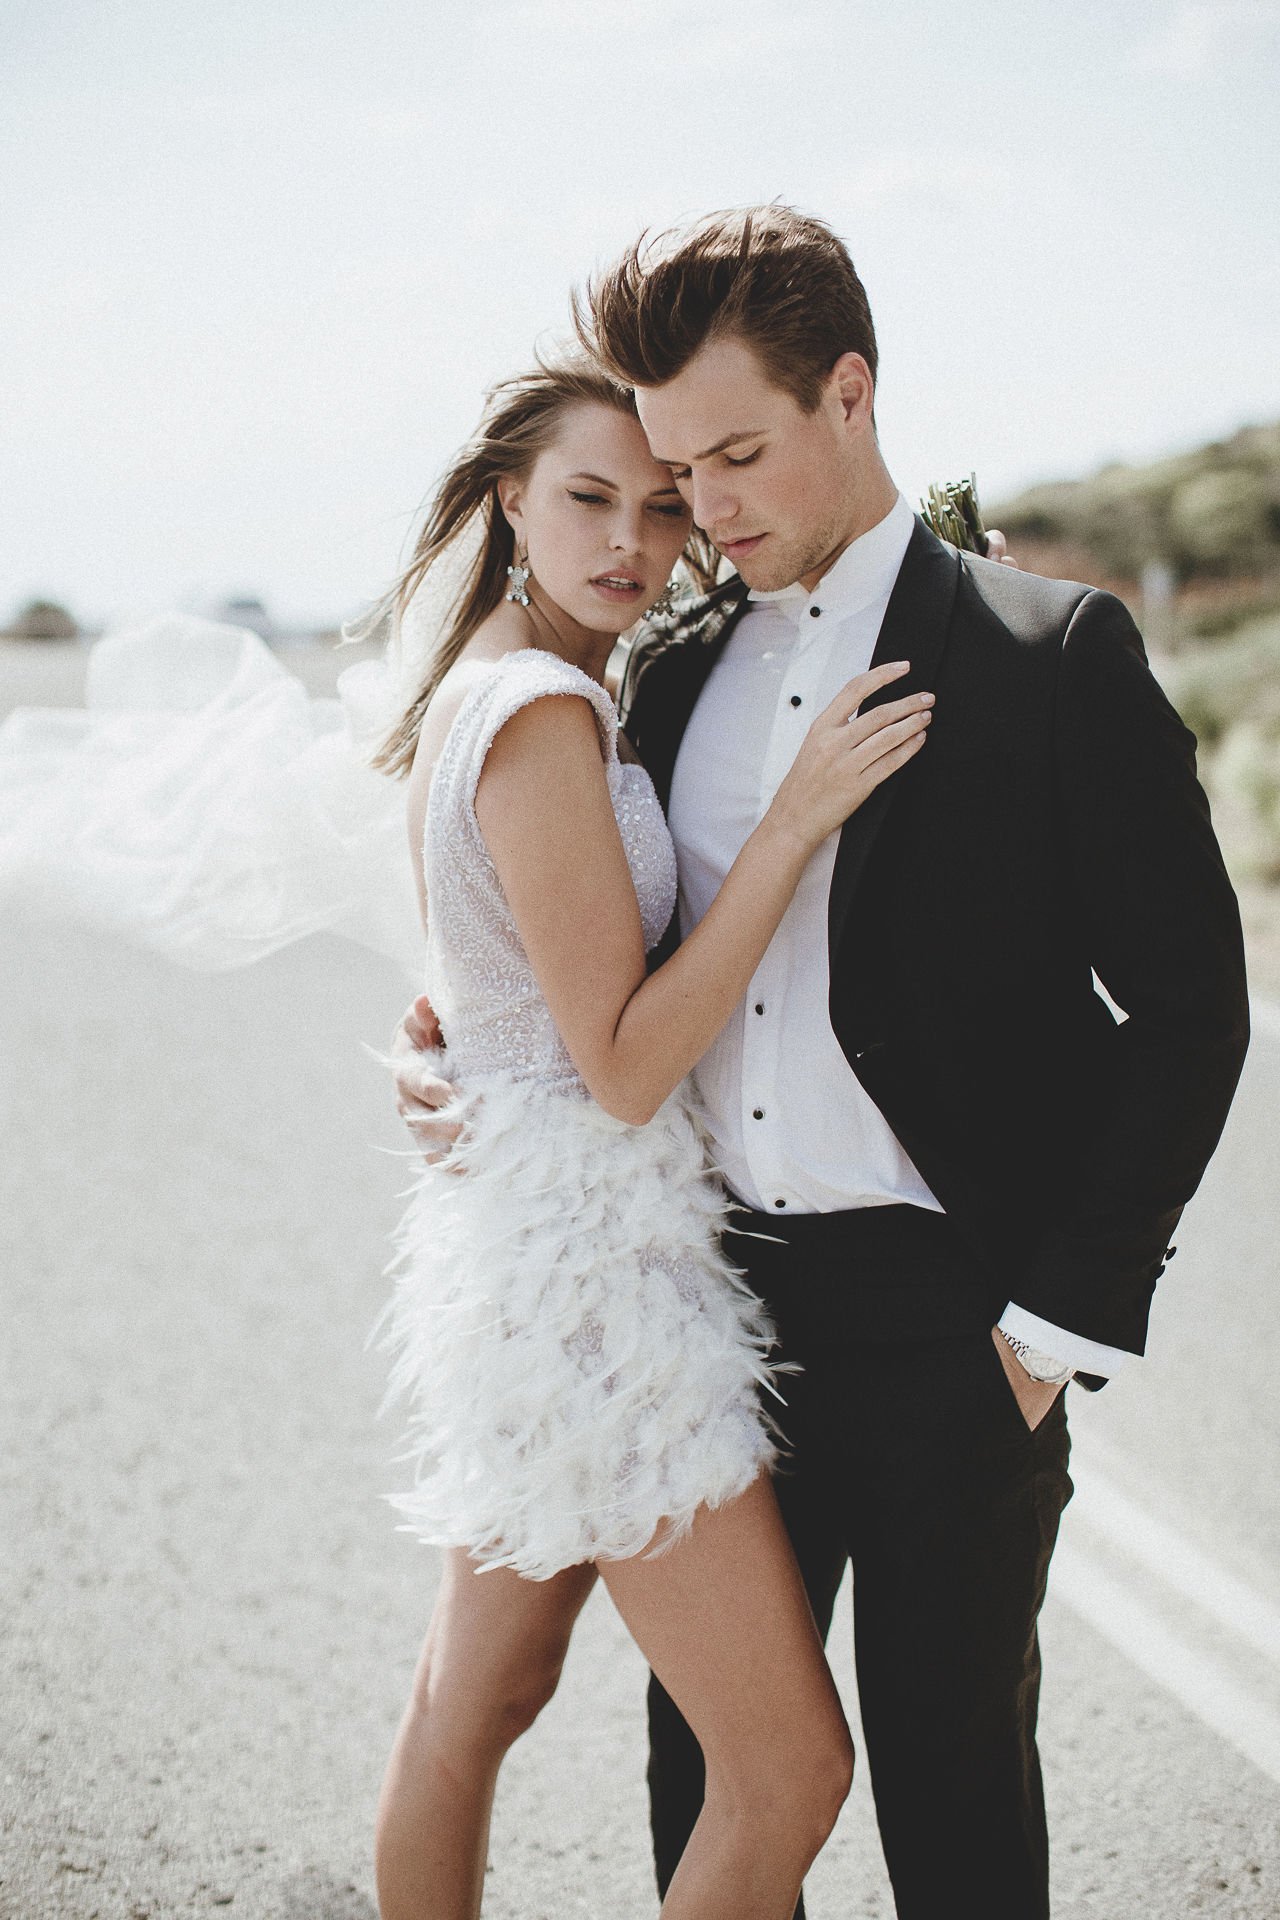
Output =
[{"x1": 574, "y1": 204, "x2": 878, "y2": 412}]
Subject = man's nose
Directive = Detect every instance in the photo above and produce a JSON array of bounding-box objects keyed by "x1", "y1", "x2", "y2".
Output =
[{"x1": 691, "y1": 475, "x2": 736, "y2": 532}]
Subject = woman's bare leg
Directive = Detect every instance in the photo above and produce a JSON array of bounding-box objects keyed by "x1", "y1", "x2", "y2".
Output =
[
  {"x1": 599, "y1": 1473, "x2": 854, "y2": 1920},
  {"x1": 375, "y1": 1552, "x2": 597, "y2": 1920}
]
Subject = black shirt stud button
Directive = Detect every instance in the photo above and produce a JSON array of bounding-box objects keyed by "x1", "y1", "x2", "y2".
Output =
[
  {"x1": 752, "y1": 1108, "x2": 764, "y2": 1120},
  {"x1": 774, "y1": 1198, "x2": 787, "y2": 1208},
  {"x1": 809, "y1": 606, "x2": 822, "y2": 618},
  {"x1": 790, "y1": 694, "x2": 802, "y2": 707},
  {"x1": 754, "y1": 1003, "x2": 765, "y2": 1015}
]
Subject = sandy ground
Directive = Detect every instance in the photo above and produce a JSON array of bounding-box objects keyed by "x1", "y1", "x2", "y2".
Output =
[{"x1": 3, "y1": 636, "x2": 1279, "y2": 1918}]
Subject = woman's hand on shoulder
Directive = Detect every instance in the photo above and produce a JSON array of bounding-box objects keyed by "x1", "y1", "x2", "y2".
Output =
[
  {"x1": 985, "y1": 528, "x2": 1020, "y2": 569},
  {"x1": 762, "y1": 661, "x2": 934, "y2": 856}
]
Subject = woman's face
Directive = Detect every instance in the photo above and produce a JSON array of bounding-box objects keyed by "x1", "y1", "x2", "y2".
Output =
[{"x1": 500, "y1": 402, "x2": 692, "y2": 634}]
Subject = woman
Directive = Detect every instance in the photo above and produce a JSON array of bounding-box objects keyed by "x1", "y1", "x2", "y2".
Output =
[{"x1": 364, "y1": 353, "x2": 934, "y2": 1919}]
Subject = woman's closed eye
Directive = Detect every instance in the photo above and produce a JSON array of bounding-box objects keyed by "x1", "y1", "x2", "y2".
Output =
[{"x1": 567, "y1": 490, "x2": 686, "y2": 519}]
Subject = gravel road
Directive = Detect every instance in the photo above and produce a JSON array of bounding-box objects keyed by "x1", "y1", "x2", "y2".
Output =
[{"x1": 3, "y1": 638, "x2": 1277, "y2": 1918}]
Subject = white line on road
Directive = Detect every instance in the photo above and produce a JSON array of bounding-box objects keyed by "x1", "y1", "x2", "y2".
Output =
[
  {"x1": 1070, "y1": 1459, "x2": 1280, "y2": 1669},
  {"x1": 1250, "y1": 995, "x2": 1280, "y2": 1040},
  {"x1": 1051, "y1": 1545, "x2": 1280, "y2": 1787},
  {"x1": 1040, "y1": 1000, "x2": 1280, "y2": 1792}
]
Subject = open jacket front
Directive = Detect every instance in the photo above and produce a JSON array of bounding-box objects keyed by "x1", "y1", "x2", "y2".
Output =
[{"x1": 620, "y1": 517, "x2": 1251, "y2": 1382}]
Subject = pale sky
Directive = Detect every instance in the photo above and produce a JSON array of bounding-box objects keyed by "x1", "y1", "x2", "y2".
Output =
[{"x1": 4, "y1": 0, "x2": 1278, "y2": 628}]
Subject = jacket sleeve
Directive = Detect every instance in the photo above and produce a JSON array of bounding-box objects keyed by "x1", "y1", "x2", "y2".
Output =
[{"x1": 1017, "y1": 590, "x2": 1250, "y2": 1351}]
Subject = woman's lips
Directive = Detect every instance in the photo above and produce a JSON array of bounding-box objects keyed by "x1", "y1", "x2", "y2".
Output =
[{"x1": 589, "y1": 573, "x2": 646, "y2": 602}]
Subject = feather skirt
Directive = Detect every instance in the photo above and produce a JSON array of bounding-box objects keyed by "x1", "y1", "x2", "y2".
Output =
[{"x1": 371, "y1": 1072, "x2": 782, "y2": 1580}]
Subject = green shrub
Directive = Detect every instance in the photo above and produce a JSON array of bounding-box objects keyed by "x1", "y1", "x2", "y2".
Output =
[
  {"x1": 1162, "y1": 615, "x2": 1280, "y2": 881},
  {"x1": 994, "y1": 420, "x2": 1280, "y2": 586}
]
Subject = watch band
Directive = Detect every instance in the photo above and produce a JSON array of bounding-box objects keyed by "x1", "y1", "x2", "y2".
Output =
[{"x1": 998, "y1": 1330, "x2": 1074, "y2": 1386}]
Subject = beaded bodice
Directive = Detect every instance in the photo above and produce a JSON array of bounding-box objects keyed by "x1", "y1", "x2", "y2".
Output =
[{"x1": 423, "y1": 649, "x2": 677, "y2": 1086}]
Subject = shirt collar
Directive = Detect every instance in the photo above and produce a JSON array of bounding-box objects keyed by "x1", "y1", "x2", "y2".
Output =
[{"x1": 746, "y1": 490, "x2": 915, "y2": 627}]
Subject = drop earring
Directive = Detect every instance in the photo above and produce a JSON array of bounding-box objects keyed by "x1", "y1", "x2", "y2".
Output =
[
  {"x1": 505, "y1": 546, "x2": 532, "y2": 607},
  {"x1": 645, "y1": 577, "x2": 679, "y2": 622}
]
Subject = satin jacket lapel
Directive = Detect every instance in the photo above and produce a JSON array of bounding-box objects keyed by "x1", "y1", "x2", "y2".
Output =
[
  {"x1": 827, "y1": 519, "x2": 961, "y2": 958},
  {"x1": 621, "y1": 579, "x2": 752, "y2": 812}
]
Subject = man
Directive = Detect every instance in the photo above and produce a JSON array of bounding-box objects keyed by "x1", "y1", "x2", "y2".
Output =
[{"x1": 393, "y1": 207, "x2": 1249, "y2": 1917}]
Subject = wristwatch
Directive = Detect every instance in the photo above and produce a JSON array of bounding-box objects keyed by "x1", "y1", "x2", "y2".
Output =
[{"x1": 998, "y1": 1330, "x2": 1073, "y2": 1386}]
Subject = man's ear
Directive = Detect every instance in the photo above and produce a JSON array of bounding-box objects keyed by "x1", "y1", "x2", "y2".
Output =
[
  {"x1": 829, "y1": 352, "x2": 875, "y2": 432},
  {"x1": 496, "y1": 475, "x2": 525, "y2": 541}
]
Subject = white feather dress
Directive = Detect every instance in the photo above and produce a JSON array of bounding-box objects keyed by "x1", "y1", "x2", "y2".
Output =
[{"x1": 374, "y1": 648, "x2": 781, "y2": 1578}]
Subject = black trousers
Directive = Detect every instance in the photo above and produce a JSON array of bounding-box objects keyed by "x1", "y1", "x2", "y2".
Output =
[{"x1": 647, "y1": 1203, "x2": 1074, "y2": 1920}]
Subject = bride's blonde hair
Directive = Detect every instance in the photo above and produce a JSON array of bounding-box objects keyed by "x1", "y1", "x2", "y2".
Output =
[{"x1": 365, "y1": 352, "x2": 715, "y2": 778}]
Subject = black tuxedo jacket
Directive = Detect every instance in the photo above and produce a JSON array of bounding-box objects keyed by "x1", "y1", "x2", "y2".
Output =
[{"x1": 619, "y1": 517, "x2": 1250, "y2": 1380}]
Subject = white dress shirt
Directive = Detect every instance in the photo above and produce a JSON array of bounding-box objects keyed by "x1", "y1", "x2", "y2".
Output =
[{"x1": 666, "y1": 492, "x2": 1128, "y2": 1380}]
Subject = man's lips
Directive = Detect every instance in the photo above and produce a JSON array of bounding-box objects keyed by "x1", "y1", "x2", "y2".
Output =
[{"x1": 718, "y1": 533, "x2": 767, "y2": 558}]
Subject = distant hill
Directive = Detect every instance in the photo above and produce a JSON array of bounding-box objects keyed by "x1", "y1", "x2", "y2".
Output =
[
  {"x1": 984, "y1": 423, "x2": 1280, "y2": 898},
  {"x1": 989, "y1": 421, "x2": 1280, "y2": 638}
]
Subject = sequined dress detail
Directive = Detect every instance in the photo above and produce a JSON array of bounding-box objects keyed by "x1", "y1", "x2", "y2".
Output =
[{"x1": 374, "y1": 649, "x2": 779, "y2": 1577}]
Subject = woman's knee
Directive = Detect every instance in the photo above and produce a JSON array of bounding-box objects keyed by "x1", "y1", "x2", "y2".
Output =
[
  {"x1": 779, "y1": 1715, "x2": 854, "y2": 1844},
  {"x1": 819, "y1": 1719, "x2": 857, "y2": 1826},
  {"x1": 485, "y1": 1654, "x2": 565, "y2": 1743},
  {"x1": 712, "y1": 1714, "x2": 854, "y2": 1853},
  {"x1": 411, "y1": 1640, "x2": 567, "y2": 1749},
  {"x1": 405, "y1": 1558, "x2": 593, "y2": 1753}
]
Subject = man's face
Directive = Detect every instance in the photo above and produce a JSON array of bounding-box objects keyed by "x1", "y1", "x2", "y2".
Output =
[{"x1": 634, "y1": 335, "x2": 862, "y2": 593}]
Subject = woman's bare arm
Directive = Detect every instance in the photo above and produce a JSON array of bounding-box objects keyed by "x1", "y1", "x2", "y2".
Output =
[{"x1": 475, "y1": 663, "x2": 930, "y2": 1125}]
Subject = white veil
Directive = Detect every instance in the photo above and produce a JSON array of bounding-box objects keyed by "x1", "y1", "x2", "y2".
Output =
[{"x1": 0, "y1": 531, "x2": 481, "y2": 985}]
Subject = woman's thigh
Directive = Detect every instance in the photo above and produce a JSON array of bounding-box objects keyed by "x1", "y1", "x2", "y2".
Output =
[
  {"x1": 410, "y1": 1551, "x2": 599, "y2": 1731},
  {"x1": 597, "y1": 1474, "x2": 849, "y2": 1782}
]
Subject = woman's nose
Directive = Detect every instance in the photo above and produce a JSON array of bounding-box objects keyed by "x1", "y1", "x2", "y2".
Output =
[{"x1": 609, "y1": 511, "x2": 645, "y2": 553}]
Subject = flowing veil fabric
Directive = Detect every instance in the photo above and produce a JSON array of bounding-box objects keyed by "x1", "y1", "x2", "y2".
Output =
[{"x1": 0, "y1": 605, "x2": 442, "y2": 984}]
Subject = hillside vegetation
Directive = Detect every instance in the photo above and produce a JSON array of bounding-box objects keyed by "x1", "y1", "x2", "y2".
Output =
[
  {"x1": 991, "y1": 420, "x2": 1280, "y2": 624},
  {"x1": 990, "y1": 425, "x2": 1280, "y2": 911}
]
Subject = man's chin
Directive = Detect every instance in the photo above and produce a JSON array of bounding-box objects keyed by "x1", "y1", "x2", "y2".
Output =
[{"x1": 725, "y1": 544, "x2": 799, "y2": 593}]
